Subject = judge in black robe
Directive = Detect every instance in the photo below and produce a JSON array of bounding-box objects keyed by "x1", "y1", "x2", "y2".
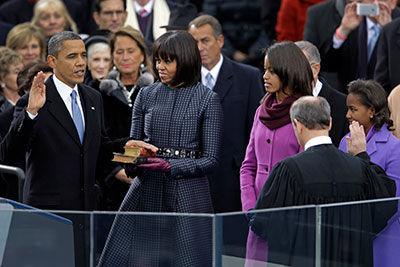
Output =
[{"x1": 251, "y1": 96, "x2": 397, "y2": 267}]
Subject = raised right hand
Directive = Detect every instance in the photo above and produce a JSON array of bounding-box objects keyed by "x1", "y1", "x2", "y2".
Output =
[
  {"x1": 346, "y1": 121, "x2": 367, "y2": 156},
  {"x1": 27, "y1": 71, "x2": 47, "y2": 115},
  {"x1": 338, "y1": 2, "x2": 362, "y2": 38}
]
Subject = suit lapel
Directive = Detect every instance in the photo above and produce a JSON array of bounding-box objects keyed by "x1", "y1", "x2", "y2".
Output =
[
  {"x1": 213, "y1": 57, "x2": 233, "y2": 102},
  {"x1": 46, "y1": 77, "x2": 82, "y2": 146}
]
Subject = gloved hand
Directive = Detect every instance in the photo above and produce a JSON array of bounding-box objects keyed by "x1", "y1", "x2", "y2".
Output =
[
  {"x1": 137, "y1": 158, "x2": 171, "y2": 173},
  {"x1": 122, "y1": 163, "x2": 138, "y2": 178}
]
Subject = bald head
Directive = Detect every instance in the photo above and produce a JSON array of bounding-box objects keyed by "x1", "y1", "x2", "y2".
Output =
[{"x1": 290, "y1": 96, "x2": 331, "y2": 130}]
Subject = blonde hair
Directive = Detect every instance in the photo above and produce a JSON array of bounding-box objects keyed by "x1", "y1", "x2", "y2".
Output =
[
  {"x1": 31, "y1": 0, "x2": 78, "y2": 35},
  {"x1": 6, "y1": 22, "x2": 46, "y2": 61},
  {"x1": 0, "y1": 47, "x2": 23, "y2": 81}
]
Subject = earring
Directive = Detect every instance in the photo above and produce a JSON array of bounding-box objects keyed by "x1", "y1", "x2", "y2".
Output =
[
  {"x1": 370, "y1": 115, "x2": 374, "y2": 119},
  {"x1": 1, "y1": 83, "x2": 5, "y2": 89}
]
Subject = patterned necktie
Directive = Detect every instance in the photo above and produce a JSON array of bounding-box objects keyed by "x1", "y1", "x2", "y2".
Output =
[
  {"x1": 71, "y1": 90, "x2": 84, "y2": 143},
  {"x1": 368, "y1": 24, "x2": 380, "y2": 62},
  {"x1": 205, "y1": 73, "x2": 213, "y2": 90}
]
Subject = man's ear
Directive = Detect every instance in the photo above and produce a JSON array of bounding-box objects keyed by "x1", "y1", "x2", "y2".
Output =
[
  {"x1": 217, "y1": 34, "x2": 224, "y2": 49},
  {"x1": 328, "y1": 117, "x2": 332, "y2": 131},
  {"x1": 93, "y1": 12, "x2": 100, "y2": 26},
  {"x1": 47, "y1": 55, "x2": 56, "y2": 69},
  {"x1": 294, "y1": 119, "x2": 303, "y2": 134}
]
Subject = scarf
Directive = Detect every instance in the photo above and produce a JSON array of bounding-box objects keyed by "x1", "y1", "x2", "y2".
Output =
[{"x1": 259, "y1": 93, "x2": 303, "y2": 130}]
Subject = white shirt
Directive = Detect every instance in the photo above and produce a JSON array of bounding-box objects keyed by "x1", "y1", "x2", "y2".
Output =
[
  {"x1": 53, "y1": 75, "x2": 85, "y2": 127},
  {"x1": 201, "y1": 54, "x2": 224, "y2": 89},
  {"x1": 27, "y1": 75, "x2": 85, "y2": 128},
  {"x1": 304, "y1": 136, "x2": 332, "y2": 151},
  {"x1": 333, "y1": 18, "x2": 380, "y2": 49},
  {"x1": 312, "y1": 79, "x2": 323, "y2": 97},
  {"x1": 134, "y1": 0, "x2": 154, "y2": 16}
]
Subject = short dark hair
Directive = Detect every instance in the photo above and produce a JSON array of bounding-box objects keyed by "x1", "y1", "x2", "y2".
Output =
[
  {"x1": 290, "y1": 96, "x2": 331, "y2": 130},
  {"x1": 48, "y1": 31, "x2": 82, "y2": 57},
  {"x1": 347, "y1": 79, "x2": 393, "y2": 131},
  {"x1": 94, "y1": 0, "x2": 126, "y2": 13},
  {"x1": 265, "y1": 42, "x2": 313, "y2": 97},
  {"x1": 152, "y1": 31, "x2": 201, "y2": 87}
]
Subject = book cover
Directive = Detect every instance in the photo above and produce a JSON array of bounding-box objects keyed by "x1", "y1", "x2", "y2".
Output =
[{"x1": 112, "y1": 153, "x2": 148, "y2": 164}]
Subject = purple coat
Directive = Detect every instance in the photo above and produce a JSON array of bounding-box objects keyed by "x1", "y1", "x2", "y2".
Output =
[
  {"x1": 339, "y1": 124, "x2": 400, "y2": 267},
  {"x1": 240, "y1": 106, "x2": 301, "y2": 265}
]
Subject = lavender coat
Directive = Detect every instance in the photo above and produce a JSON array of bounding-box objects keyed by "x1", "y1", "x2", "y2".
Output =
[
  {"x1": 240, "y1": 106, "x2": 301, "y2": 266},
  {"x1": 339, "y1": 124, "x2": 400, "y2": 267}
]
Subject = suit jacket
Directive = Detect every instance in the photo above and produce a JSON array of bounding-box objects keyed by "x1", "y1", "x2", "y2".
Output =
[
  {"x1": 208, "y1": 57, "x2": 264, "y2": 213},
  {"x1": 374, "y1": 17, "x2": 400, "y2": 94},
  {"x1": 318, "y1": 78, "x2": 348, "y2": 147},
  {"x1": 304, "y1": 0, "x2": 400, "y2": 93},
  {"x1": 252, "y1": 144, "x2": 397, "y2": 267},
  {"x1": 0, "y1": 76, "x2": 125, "y2": 211}
]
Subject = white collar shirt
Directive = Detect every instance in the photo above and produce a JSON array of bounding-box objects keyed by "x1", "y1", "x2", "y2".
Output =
[
  {"x1": 53, "y1": 75, "x2": 85, "y2": 127},
  {"x1": 201, "y1": 54, "x2": 224, "y2": 89},
  {"x1": 304, "y1": 136, "x2": 332, "y2": 151},
  {"x1": 134, "y1": 0, "x2": 154, "y2": 16}
]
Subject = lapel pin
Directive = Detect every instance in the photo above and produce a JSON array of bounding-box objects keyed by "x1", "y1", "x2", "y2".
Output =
[{"x1": 91, "y1": 106, "x2": 95, "y2": 110}]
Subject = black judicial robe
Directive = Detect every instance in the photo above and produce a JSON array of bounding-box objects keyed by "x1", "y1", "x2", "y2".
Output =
[{"x1": 251, "y1": 144, "x2": 396, "y2": 267}]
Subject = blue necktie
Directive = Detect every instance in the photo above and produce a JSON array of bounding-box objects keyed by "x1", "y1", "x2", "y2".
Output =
[
  {"x1": 368, "y1": 24, "x2": 380, "y2": 62},
  {"x1": 205, "y1": 73, "x2": 213, "y2": 90},
  {"x1": 71, "y1": 90, "x2": 84, "y2": 143}
]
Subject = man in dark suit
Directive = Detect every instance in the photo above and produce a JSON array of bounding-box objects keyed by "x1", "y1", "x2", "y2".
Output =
[
  {"x1": 296, "y1": 40, "x2": 348, "y2": 147},
  {"x1": 0, "y1": 31, "x2": 148, "y2": 267},
  {"x1": 374, "y1": 17, "x2": 400, "y2": 93},
  {"x1": 304, "y1": 0, "x2": 399, "y2": 93},
  {"x1": 188, "y1": 15, "x2": 264, "y2": 213},
  {"x1": 251, "y1": 96, "x2": 397, "y2": 267}
]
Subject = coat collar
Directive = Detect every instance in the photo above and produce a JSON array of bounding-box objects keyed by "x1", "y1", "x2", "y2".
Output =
[
  {"x1": 366, "y1": 124, "x2": 391, "y2": 155},
  {"x1": 213, "y1": 57, "x2": 233, "y2": 102}
]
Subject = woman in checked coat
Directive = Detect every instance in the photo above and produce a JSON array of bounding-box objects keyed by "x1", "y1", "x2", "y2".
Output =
[{"x1": 98, "y1": 31, "x2": 223, "y2": 267}]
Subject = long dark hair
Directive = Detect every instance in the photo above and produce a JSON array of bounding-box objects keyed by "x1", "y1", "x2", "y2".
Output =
[
  {"x1": 152, "y1": 31, "x2": 201, "y2": 88},
  {"x1": 347, "y1": 79, "x2": 393, "y2": 131},
  {"x1": 265, "y1": 41, "x2": 313, "y2": 97}
]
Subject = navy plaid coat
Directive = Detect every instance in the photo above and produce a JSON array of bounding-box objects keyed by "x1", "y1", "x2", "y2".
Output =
[{"x1": 98, "y1": 82, "x2": 223, "y2": 266}]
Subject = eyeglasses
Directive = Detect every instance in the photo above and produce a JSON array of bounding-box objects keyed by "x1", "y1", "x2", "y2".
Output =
[{"x1": 101, "y1": 10, "x2": 125, "y2": 17}]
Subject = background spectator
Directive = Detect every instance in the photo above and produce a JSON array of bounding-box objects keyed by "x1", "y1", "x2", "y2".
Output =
[
  {"x1": 125, "y1": 0, "x2": 171, "y2": 50},
  {"x1": 0, "y1": 47, "x2": 24, "y2": 112},
  {"x1": 295, "y1": 40, "x2": 348, "y2": 146},
  {"x1": 203, "y1": 0, "x2": 270, "y2": 68},
  {"x1": 275, "y1": 0, "x2": 324, "y2": 42},
  {"x1": 31, "y1": 0, "x2": 78, "y2": 39},
  {"x1": 0, "y1": 0, "x2": 89, "y2": 34},
  {"x1": 6, "y1": 22, "x2": 46, "y2": 65},
  {"x1": 98, "y1": 26, "x2": 154, "y2": 210},
  {"x1": 374, "y1": 16, "x2": 400, "y2": 93},
  {"x1": 92, "y1": 0, "x2": 127, "y2": 36},
  {"x1": 83, "y1": 35, "x2": 111, "y2": 90}
]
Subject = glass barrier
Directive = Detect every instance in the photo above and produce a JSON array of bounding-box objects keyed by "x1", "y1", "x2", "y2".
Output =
[{"x1": 0, "y1": 197, "x2": 399, "y2": 267}]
